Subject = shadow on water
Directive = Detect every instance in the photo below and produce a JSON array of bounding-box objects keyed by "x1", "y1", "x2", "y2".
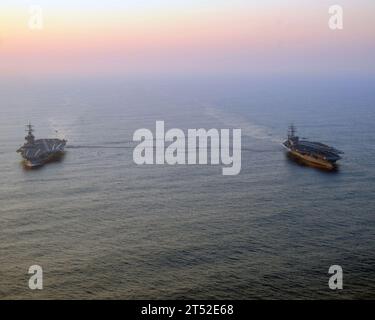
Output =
[{"x1": 284, "y1": 152, "x2": 340, "y2": 174}]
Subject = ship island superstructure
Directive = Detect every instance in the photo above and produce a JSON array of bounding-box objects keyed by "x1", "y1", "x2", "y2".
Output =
[
  {"x1": 17, "y1": 124, "x2": 67, "y2": 168},
  {"x1": 283, "y1": 125, "x2": 343, "y2": 170}
]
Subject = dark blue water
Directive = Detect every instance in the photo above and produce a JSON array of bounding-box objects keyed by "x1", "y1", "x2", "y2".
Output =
[{"x1": 1, "y1": 74, "x2": 374, "y2": 299}]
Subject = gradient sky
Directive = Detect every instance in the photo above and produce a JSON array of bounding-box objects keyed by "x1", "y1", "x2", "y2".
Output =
[{"x1": 0, "y1": 0, "x2": 374, "y2": 76}]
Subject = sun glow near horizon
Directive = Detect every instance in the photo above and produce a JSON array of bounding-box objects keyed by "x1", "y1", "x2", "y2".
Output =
[{"x1": 0, "y1": 0, "x2": 374, "y2": 76}]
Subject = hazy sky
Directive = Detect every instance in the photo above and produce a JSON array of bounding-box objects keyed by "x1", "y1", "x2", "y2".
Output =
[{"x1": 0, "y1": 0, "x2": 374, "y2": 76}]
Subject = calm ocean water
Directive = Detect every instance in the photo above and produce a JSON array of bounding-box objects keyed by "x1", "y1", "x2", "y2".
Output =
[{"x1": 1, "y1": 75, "x2": 374, "y2": 299}]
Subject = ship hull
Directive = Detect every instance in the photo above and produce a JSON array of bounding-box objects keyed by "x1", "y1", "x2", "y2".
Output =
[
  {"x1": 282, "y1": 142, "x2": 337, "y2": 170},
  {"x1": 288, "y1": 149, "x2": 335, "y2": 170},
  {"x1": 23, "y1": 151, "x2": 65, "y2": 169}
]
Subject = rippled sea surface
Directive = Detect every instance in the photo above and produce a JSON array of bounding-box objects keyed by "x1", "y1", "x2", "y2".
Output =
[{"x1": 1, "y1": 75, "x2": 374, "y2": 299}]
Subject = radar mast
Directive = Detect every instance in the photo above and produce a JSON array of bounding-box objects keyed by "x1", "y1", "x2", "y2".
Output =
[{"x1": 25, "y1": 122, "x2": 35, "y2": 144}]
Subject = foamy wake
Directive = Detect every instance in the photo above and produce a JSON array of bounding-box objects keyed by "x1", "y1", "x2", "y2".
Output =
[{"x1": 204, "y1": 106, "x2": 282, "y2": 144}]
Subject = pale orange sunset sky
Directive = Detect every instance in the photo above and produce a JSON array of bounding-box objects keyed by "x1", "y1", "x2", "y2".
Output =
[{"x1": 0, "y1": 0, "x2": 374, "y2": 76}]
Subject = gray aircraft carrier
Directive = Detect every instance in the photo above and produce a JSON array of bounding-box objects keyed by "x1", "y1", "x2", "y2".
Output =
[
  {"x1": 283, "y1": 125, "x2": 343, "y2": 169},
  {"x1": 17, "y1": 124, "x2": 67, "y2": 168}
]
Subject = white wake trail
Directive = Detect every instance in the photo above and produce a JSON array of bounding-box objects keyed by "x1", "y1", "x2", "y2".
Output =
[{"x1": 204, "y1": 106, "x2": 282, "y2": 143}]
